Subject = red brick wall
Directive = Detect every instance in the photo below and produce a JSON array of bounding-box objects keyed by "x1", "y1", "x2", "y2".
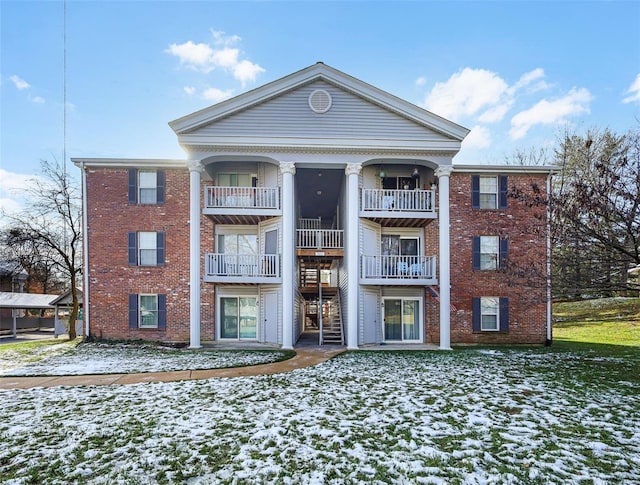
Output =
[
  {"x1": 426, "y1": 172, "x2": 549, "y2": 345},
  {"x1": 86, "y1": 167, "x2": 195, "y2": 343}
]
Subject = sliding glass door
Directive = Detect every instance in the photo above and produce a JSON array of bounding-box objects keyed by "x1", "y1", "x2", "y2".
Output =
[
  {"x1": 220, "y1": 297, "x2": 258, "y2": 340},
  {"x1": 383, "y1": 298, "x2": 421, "y2": 342}
]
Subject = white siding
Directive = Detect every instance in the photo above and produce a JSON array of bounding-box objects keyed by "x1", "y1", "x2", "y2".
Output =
[{"x1": 189, "y1": 81, "x2": 450, "y2": 142}]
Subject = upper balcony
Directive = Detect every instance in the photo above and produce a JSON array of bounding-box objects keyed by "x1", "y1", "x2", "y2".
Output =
[
  {"x1": 360, "y1": 188, "x2": 436, "y2": 226},
  {"x1": 296, "y1": 228, "x2": 344, "y2": 257},
  {"x1": 360, "y1": 254, "x2": 437, "y2": 286},
  {"x1": 204, "y1": 253, "x2": 281, "y2": 284},
  {"x1": 204, "y1": 186, "x2": 281, "y2": 224}
]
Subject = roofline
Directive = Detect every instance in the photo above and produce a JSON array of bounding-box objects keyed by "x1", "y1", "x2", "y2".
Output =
[
  {"x1": 453, "y1": 164, "x2": 559, "y2": 174},
  {"x1": 72, "y1": 158, "x2": 188, "y2": 169},
  {"x1": 169, "y1": 62, "x2": 470, "y2": 141}
]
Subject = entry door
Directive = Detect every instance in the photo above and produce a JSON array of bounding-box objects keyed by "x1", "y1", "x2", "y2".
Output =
[
  {"x1": 363, "y1": 291, "x2": 379, "y2": 344},
  {"x1": 264, "y1": 291, "x2": 278, "y2": 344},
  {"x1": 383, "y1": 298, "x2": 421, "y2": 342}
]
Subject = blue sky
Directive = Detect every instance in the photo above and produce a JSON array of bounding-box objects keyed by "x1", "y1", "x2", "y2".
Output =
[{"x1": 1, "y1": 1, "x2": 639, "y2": 213}]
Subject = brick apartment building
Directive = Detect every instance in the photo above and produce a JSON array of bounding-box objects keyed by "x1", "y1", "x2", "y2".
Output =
[{"x1": 73, "y1": 63, "x2": 554, "y2": 349}]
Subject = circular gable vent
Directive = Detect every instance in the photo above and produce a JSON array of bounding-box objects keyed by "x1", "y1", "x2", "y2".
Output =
[{"x1": 308, "y1": 89, "x2": 332, "y2": 113}]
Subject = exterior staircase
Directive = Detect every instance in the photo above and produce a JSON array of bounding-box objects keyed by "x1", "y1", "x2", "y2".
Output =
[{"x1": 321, "y1": 289, "x2": 344, "y2": 345}]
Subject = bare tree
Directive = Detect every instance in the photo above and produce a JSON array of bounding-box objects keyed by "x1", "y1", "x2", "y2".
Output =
[{"x1": 1, "y1": 160, "x2": 82, "y2": 339}]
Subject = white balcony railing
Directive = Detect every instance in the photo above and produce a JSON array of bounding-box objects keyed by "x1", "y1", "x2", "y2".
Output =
[
  {"x1": 206, "y1": 253, "x2": 280, "y2": 278},
  {"x1": 361, "y1": 255, "x2": 436, "y2": 280},
  {"x1": 205, "y1": 186, "x2": 280, "y2": 209},
  {"x1": 297, "y1": 229, "x2": 344, "y2": 249},
  {"x1": 361, "y1": 189, "x2": 435, "y2": 213}
]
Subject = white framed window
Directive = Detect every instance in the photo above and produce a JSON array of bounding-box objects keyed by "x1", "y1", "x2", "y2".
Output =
[
  {"x1": 382, "y1": 297, "x2": 422, "y2": 342},
  {"x1": 480, "y1": 297, "x2": 499, "y2": 331},
  {"x1": 139, "y1": 294, "x2": 159, "y2": 328},
  {"x1": 479, "y1": 176, "x2": 498, "y2": 209},
  {"x1": 480, "y1": 236, "x2": 499, "y2": 270},
  {"x1": 219, "y1": 296, "x2": 258, "y2": 340},
  {"x1": 218, "y1": 173, "x2": 253, "y2": 187},
  {"x1": 139, "y1": 171, "x2": 158, "y2": 204},
  {"x1": 138, "y1": 232, "x2": 158, "y2": 266}
]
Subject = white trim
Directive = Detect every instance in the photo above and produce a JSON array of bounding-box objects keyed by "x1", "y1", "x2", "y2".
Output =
[
  {"x1": 546, "y1": 173, "x2": 553, "y2": 343},
  {"x1": 138, "y1": 294, "x2": 159, "y2": 329},
  {"x1": 81, "y1": 163, "x2": 90, "y2": 338},
  {"x1": 453, "y1": 164, "x2": 558, "y2": 174},
  {"x1": 176, "y1": 135, "x2": 463, "y2": 153},
  {"x1": 71, "y1": 158, "x2": 187, "y2": 169}
]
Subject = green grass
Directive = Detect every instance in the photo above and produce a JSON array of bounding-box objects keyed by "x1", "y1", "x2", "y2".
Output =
[
  {"x1": 0, "y1": 337, "x2": 79, "y2": 354},
  {"x1": 553, "y1": 297, "x2": 640, "y2": 347}
]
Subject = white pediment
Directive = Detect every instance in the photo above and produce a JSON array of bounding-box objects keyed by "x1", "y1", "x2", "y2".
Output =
[{"x1": 170, "y1": 63, "x2": 469, "y2": 152}]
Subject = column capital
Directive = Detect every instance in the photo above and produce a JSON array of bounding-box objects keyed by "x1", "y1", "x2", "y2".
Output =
[
  {"x1": 345, "y1": 163, "x2": 362, "y2": 176},
  {"x1": 279, "y1": 162, "x2": 296, "y2": 175},
  {"x1": 435, "y1": 165, "x2": 454, "y2": 178},
  {"x1": 187, "y1": 160, "x2": 204, "y2": 173}
]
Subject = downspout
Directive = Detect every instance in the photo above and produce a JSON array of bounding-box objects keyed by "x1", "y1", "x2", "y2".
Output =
[
  {"x1": 81, "y1": 162, "x2": 90, "y2": 339},
  {"x1": 545, "y1": 172, "x2": 553, "y2": 346}
]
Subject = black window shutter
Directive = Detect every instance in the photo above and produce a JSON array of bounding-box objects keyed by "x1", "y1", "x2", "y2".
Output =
[
  {"x1": 158, "y1": 294, "x2": 167, "y2": 330},
  {"x1": 157, "y1": 232, "x2": 165, "y2": 265},
  {"x1": 499, "y1": 238, "x2": 509, "y2": 269},
  {"x1": 129, "y1": 294, "x2": 138, "y2": 329},
  {"x1": 156, "y1": 170, "x2": 165, "y2": 204},
  {"x1": 471, "y1": 175, "x2": 480, "y2": 208},
  {"x1": 472, "y1": 297, "x2": 481, "y2": 332},
  {"x1": 499, "y1": 297, "x2": 509, "y2": 331},
  {"x1": 128, "y1": 169, "x2": 138, "y2": 204},
  {"x1": 499, "y1": 175, "x2": 508, "y2": 209},
  {"x1": 128, "y1": 232, "x2": 137, "y2": 265},
  {"x1": 472, "y1": 236, "x2": 481, "y2": 270}
]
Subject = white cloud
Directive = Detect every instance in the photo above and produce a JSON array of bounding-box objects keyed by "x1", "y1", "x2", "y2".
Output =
[
  {"x1": 424, "y1": 68, "x2": 509, "y2": 122},
  {"x1": 511, "y1": 68, "x2": 545, "y2": 92},
  {"x1": 0, "y1": 169, "x2": 43, "y2": 219},
  {"x1": 462, "y1": 125, "x2": 492, "y2": 149},
  {"x1": 166, "y1": 30, "x2": 264, "y2": 85},
  {"x1": 415, "y1": 77, "x2": 427, "y2": 87},
  {"x1": 184, "y1": 86, "x2": 196, "y2": 95},
  {"x1": 30, "y1": 96, "x2": 45, "y2": 104},
  {"x1": 509, "y1": 87, "x2": 593, "y2": 140},
  {"x1": 9, "y1": 75, "x2": 30, "y2": 90},
  {"x1": 622, "y1": 73, "x2": 640, "y2": 104},
  {"x1": 202, "y1": 87, "x2": 234, "y2": 103},
  {"x1": 233, "y1": 60, "x2": 265, "y2": 84}
]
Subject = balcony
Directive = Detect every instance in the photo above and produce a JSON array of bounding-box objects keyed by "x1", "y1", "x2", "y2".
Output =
[
  {"x1": 360, "y1": 255, "x2": 437, "y2": 285},
  {"x1": 204, "y1": 253, "x2": 281, "y2": 284},
  {"x1": 204, "y1": 186, "x2": 281, "y2": 224},
  {"x1": 360, "y1": 189, "x2": 436, "y2": 225},
  {"x1": 296, "y1": 229, "x2": 344, "y2": 257}
]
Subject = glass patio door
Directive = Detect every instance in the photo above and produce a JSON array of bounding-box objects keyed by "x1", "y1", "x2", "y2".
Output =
[
  {"x1": 383, "y1": 298, "x2": 421, "y2": 342},
  {"x1": 220, "y1": 297, "x2": 257, "y2": 340}
]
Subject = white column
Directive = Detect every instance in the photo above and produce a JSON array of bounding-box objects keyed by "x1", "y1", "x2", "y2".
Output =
[
  {"x1": 188, "y1": 160, "x2": 204, "y2": 349},
  {"x1": 345, "y1": 163, "x2": 362, "y2": 350},
  {"x1": 436, "y1": 166, "x2": 453, "y2": 350},
  {"x1": 280, "y1": 162, "x2": 296, "y2": 349}
]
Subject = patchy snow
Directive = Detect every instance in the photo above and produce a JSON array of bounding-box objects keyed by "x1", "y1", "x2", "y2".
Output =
[
  {"x1": 1, "y1": 349, "x2": 639, "y2": 484},
  {"x1": 1, "y1": 343, "x2": 290, "y2": 376}
]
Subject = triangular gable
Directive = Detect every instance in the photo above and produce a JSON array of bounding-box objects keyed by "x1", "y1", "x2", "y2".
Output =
[{"x1": 169, "y1": 63, "x2": 469, "y2": 144}]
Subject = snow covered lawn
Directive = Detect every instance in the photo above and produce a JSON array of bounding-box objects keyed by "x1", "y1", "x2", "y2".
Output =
[
  {"x1": 1, "y1": 343, "x2": 292, "y2": 376},
  {"x1": 1, "y1": 347, "x2": 639, "y2": 484}
]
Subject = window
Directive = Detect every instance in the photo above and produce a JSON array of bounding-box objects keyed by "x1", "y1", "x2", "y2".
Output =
[
  {"x1": 128, "y1": 232, "x2": 165, "y2": 266},
  {"x1": 480, "y1": 297, "x2": 499, "y2": 331},
  {"x1": 473, "y1": 236, "x2": 508, "y2": 270},
  {"x1": 220, "y1": 296, "x2": 258, "y2": 339},
  {"x1": 381, "y1": 235, "x2": 421, "y2": 276},
  {"x1": 471, "y1": 175, "x2": 508, "y2": 209},
  {"x1": 139, "y1": 171, "x2": 157, "y2": 204},
  {"x1": 129, "y1": 293, "x2": 166, "y2": 329},
  {"x1": 218, "y1": 173, "x2": 253, "y2": 187},
  {"x1": 383, "y1": 298, "x2": 422, "y2": 342},
  {"x1": 128, "y1": 169, "x2": 165, "y2": 204},
  {"x1": 472, "y1": 297, "x2": 509, "y2": 332}
]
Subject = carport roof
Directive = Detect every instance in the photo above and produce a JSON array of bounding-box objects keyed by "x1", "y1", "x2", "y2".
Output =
[{"x1": 0, "y1": 292, "x2": 58, "y2": 309}]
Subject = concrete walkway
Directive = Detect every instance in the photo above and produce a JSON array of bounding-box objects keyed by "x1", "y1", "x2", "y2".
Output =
[{"x1": 0, "y1": 347, "x2": 345, "y2": 390}]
